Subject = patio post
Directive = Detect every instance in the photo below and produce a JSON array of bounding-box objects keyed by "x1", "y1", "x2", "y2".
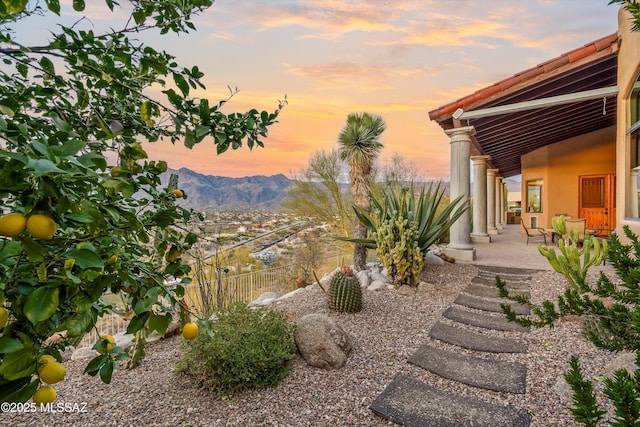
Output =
[
  {"x1": 471, "y1": 155, "x2": 491, "y2": 242},
  {"x1": 487, "y1": 168, "x2": 499, "y2": 235},
  {"x1": 495, "y1": 176, "x2": 504, "y2": 230},
  {"x1": 444, "y1": 126, "x2": 476, "y2": 261},
  {"x1": 500, "y1": 181, "x2": 508, "y2": 227}
]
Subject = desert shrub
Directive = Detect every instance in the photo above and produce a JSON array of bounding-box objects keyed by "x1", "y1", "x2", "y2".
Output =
[
  {"x1": 497, "y1": 226, "x2": 640, "y2": 426},
  {"x1": 340, "y1": 183, "x2": 467, "y2": 285},
  {"x1": 176, "y1": 303, "x2": 296, "y2": 398}
]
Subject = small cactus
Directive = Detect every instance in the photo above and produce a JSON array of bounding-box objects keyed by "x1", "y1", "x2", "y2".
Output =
[{"x1": 328, "y1": 269, "x2": 362, "y2": 313}]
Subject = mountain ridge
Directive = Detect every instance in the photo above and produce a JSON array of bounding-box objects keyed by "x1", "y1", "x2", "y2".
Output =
[
  {"x1": 161, "y1": 167, "x2": 462, "y2": 210},
  {"x1": 161, "y1": 167, "x2": 293, "y2": 210}
]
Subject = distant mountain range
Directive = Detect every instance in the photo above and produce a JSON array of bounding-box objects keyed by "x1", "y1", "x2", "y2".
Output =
[
  {"x1": 160, "y1": 167, "x2": 462, "y2": 210},
  {"x1": 161, "y1": 168, "x2": 294, "y2": 210}
]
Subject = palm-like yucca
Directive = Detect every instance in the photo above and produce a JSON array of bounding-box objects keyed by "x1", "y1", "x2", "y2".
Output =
[
  {"x1": 338, "y1": 112, "x2": 386, "y2": 271},
  {"x1": 342, "y1": 182, "x2": 469, "y2": 254}
]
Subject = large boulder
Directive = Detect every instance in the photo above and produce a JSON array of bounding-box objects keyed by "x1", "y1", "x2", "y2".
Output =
[{"x1": 293, "y1": 314, "x2": 352, "y2": 369}]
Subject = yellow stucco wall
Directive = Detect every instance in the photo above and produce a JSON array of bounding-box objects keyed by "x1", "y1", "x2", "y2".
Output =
[
  {"x1": 521, "y1": 126, "x2": 615, "y2": 229},
  {"x1": 616, "y1": 7, "x2": 640, "y2": 237}
]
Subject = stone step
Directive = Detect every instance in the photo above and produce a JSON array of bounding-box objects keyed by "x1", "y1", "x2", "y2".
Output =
[
  {"x1": 443, "y1": 306, "x2": 530, "y2": 332},
  {"x1": 472, "y1": 275, "x2": 530, "y2": 288},
  {"x1": 477, "y1": 265, "x2": 541, "y2": 276},
  {"x1": 455, "y1": 293, "x2": 530, "y2": 315},
  {"x1": 429, "y1": 321, "x2": 528, "y2": 353},
  {"x1": 370, "y1": 373, "x2": 531, "y2": 427},
  {"x1": 464, "y1": 283, "x2": 530, "y2": 299},
  {"x1": 408, "y1": 343, "x2": 527, "y2": 393}
]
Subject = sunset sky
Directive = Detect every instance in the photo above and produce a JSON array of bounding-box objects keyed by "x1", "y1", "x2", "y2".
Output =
[{"x1": 39, "y1": 1, "x2": 622, "y2": 178}]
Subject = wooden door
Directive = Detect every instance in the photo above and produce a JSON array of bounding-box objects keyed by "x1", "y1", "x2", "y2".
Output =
[{"x1": 579, "y1": 174, "x2": 616, "y2": 235}]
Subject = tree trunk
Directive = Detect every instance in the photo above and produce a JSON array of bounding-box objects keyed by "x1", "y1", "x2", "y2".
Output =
[
  {"x1": 352, "y1": 164, "x2": 370, "y2": 271},
  {"x1": 353, "y1": 222, "x2": 367, "y2": 271}
]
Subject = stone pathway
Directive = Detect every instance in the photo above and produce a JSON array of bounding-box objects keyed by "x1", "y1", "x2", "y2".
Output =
[{"x1": 370, "y1": 266, "x2": 536, "y2": 427}]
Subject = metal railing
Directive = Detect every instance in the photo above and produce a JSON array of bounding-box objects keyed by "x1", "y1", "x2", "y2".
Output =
[
  {"x1": 77, "y1": 265, "x2": 296, "y2": 349},
  {"x1": 76, "y1": 252, "x2": 353, "y2": 349}
]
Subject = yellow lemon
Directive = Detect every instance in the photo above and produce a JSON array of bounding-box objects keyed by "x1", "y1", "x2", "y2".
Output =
[
  {"x1": 110, "y1": 165, "x2": 124, "y2": 177},
  {"x1": 171, "y1": 189, "x2": 184, "y2": 198},
  {"x1": 107, "y1": 255, "x2": 118, "y2": 265},
  {"x1": 0, "y1": 213, "x2": 27, "y2": 237},
  {"x1": 26, "y1": 215, "x2": 57, "y2": 240},
  {"x1": 0, "y1": 307, "x2": 7, "y2": 329},
  {"x1": 96, "y1": 335, "x2": 115, "y2": 354},
  {"x1": 182, "y1": 322, "x2": 198, "y2": 340},
  {"x1": 164, "y1": 245, "x2": 182, "y2": 263},
  {"x1": 37, "y1": 355, "x2": 57, "y2": 375},
  {"x1": 127, "y1": 160, "x2": 142, "y2": 175},
  {"x1": 33, "y1": 385, "x2": 56, "y2": 405},
  {"x1": 38, "y1": 361, "x2": 66, "y2": 385}
]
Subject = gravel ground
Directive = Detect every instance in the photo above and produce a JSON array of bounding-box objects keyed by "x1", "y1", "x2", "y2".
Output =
[{"x1": 3, "y1": 263, "x2": 620, "y2": 427}]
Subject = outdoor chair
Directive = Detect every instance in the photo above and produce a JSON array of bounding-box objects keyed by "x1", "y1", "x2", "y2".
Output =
[
  {"x1": 564, "y1": 218, "x2": 586, "y2": 245},
  {"x1": 520, "y1": 218, "x2": 548, "y2": 245},
  {"x1": 550, "y1": 215, "x2": 571, "y2": 244}
]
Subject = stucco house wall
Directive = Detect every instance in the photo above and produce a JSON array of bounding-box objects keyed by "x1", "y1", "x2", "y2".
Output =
[
  {"x1": 616, "y1": 7, "x2": 640, "y2": 237},
  {"x1": 521, "y1": 125, "x2": 615, "y2": 229}
]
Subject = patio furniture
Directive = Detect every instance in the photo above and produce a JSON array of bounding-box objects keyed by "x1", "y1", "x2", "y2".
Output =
[
  {"x1": 520, "y1": 219, "x2": 548, "y2": 245},
  {"x1": 564, "y1": 218, "x2": 586, "y2": 244}
]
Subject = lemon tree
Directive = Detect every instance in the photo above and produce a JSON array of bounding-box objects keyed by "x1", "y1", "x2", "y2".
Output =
[{"x1": 0, "y1": 1, "x2": 284, "y2": 404}]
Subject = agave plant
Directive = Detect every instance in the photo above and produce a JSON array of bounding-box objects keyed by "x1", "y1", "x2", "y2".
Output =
[{"x1": 340, "y1": 182, "x2": 469, "y2": 254}]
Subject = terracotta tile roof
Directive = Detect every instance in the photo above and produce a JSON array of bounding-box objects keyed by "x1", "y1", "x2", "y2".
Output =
[{"x1": 428, "y1": 33, "x2": 620, "y2": 121}]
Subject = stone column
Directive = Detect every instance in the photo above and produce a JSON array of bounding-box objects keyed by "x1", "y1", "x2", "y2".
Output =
[
  {"x1": 443, "y1": 126, "x2": 475, "y2": 261},
  {"x1": 487, "y1": 168, "x2": 498, "y2": 235},
  {"x1": 471, "y1": 155, "x2": 491, "y2": 243},
  {"x1": 495, "y1": 177, "x2": 504, "y2": 230},
  {"x1": 501, "y1": 181, "x2": 508, "y2": 227}
]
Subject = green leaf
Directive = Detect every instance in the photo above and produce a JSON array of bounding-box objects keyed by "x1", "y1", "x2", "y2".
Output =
[
  {"x1": 0, "y1": 103, "x2": 15, "y2": 117},
  {"x1": 99, "y1": 357, "x2": 114, "y2": 383},
  {"x1": 65, "y1": 248, "x2": 104, "y2": 269},
  {"x1": 132, "y1": 8, "x2": 146, "y2": 25},
  {"x1": 39, "y1": 56, "x2": 55, "y2": 76},
  {"x1": 84, "y1": 354, "x2": 106, "y2": 376},
  {"x1": 173, "y1": 73, "x2": 189, "y2": 96},
  {"x1": 0, "y1": 338, "x2": 24, "y2": 354},
  {"x1": 19, "y1": 236, "x2": 47, "y2": 263},
  {"x1": 148, "y1": 312, "x2": 171, "y2": 335},
  {"x1": 72, "y1": 0, "x2": 85, "y2": 11},
  {"x1": 199, "y1": 98, "x2": 210, "y2": 121},
  {"x1": 24, "y1": 287, "x2": 59, "y2": 324},
  {"x1": 0, "y1": 377, "x2": 39, "y2": 404},
  {"x1": 65, "y1": 307, "x2": 97, "y2": 337},
  {"x1": 0, "y1": 337, "x2": 35, "y2": 380},
  {"x1": 64, "y1": 214, "x2": 94, "y2": 224},
  {"x1": 126, "y1": 311, "x2": 150, "y2": 334},
  {"x1": 26, "y1": 159, "x2": 65, "y2": 176},
  {"x1": 50, "y1": 139, "x2": 86, "y2": 156},
  {"x1": 45, "y1": 0, "x2": 60, "y2": 14},
  {"x1": 50, "y1": 115, "x2": 72, "y2": 132},
  {"x1": 184, "y1": 131, "x2": 195, "y2": 149}
]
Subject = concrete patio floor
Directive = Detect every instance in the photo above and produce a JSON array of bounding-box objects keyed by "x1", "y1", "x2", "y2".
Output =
[{"x1": 469, "y1": 223, "x2": 614, "y2": 275}]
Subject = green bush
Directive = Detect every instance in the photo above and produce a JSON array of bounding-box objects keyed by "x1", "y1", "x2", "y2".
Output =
[
  {"x1": 497, "y1": 226, "x2": 640, "y2": 426},
  {"x1": 176, "y1": 303, "x2": 296, "y2": 398}
]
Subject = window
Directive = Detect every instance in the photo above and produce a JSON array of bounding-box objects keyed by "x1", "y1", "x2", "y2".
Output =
[{"x1": 526, "y1": 179, "x2": 543, "y2": 213}]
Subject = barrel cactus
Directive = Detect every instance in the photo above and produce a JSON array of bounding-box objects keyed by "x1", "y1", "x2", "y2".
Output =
[{"x1": 328, "y1": 268, "x2": 362, "y2": 313}]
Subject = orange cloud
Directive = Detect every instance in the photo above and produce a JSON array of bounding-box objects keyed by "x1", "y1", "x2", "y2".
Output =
[{"x1": 285, "y1": 62, "x2": 436, "y2": 86}]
